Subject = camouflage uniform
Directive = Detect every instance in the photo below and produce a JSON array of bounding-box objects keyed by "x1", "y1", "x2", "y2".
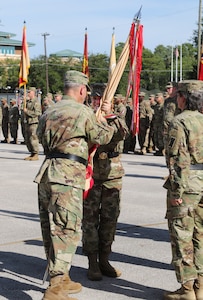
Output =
[
  {"x1": 34, "y1": 93, "x2": 114, "y2": 278},
  {"x1": 113, "y1": 99, "x2": 127, "y2": 153},
  {"x1": 152, "y1": 94, "x2": 164, "y2": 155},
  {"x1": 9, "y1": 100, "x2": 20, "y2": 143},
  {"x1": 1, "y1": 98, "x2": 9, "y2": 143},
  {"x1": 24, "y1": 91, "x2": 41, "y2": 155},
  {"x1": 163, "y1": 80, "x2": 203, "y2": 300},
  {"x1": 82, "y1": 116, "x2": 128, "y2": 255},
  {"x1": 138, "y1": 98, "x2": 153, "y2": 154}
]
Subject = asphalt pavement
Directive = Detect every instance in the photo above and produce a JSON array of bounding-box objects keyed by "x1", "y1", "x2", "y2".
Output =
[{"x1": 0, "y1": 135, "x2": 180, "y2": 300}]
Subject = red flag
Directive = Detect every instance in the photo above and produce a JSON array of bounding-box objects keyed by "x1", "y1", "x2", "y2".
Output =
[
  {"x1": 126, "y1": 22, "x2": 143, "y2": 135},
  {"x1": 198, "y1": 47, "x2": 203, "y2": 81},
  {"x1": 19, "y1": 23, "x2": 30, "y2": 87},
  {"x1": 82, "y1": 29, "x2": 89, "y2": 77}
]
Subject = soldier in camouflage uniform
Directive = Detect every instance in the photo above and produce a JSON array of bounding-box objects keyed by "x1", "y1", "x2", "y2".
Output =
[
  {"x1": 163, "y1": 82, "x2": 180, "y2": 166},
  {"x1": 152, "y1": 93, "x2": 165, "y2": 156},
  {"x1": 82, "y1": 105, "x2": 128, "y2": 281},
  {"x1": 137, "y1": 92, "x2": 153, "y2": 155},
  {"x1": 163, "y1": 80, "x2": 203, "y2": 300},
  {"x1": 34, "y1": 70, "x2": 115, "y2": 300},
  {"x1": 1, "y1": 97, "x2": 10, "y2": 143},
  {"x1": 9, "y1": 99, "x2": 20, "y2": 144},
  {"x1": 113, "y1": 94, "x2": 127, "y2": 153},
  {"x1": 24, "y1": 87, "x2": 41, "y2": 160}
]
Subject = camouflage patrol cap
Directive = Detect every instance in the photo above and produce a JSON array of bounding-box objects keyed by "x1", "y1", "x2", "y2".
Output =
[
  {"x1": 55, "y1": 91, "x2": 62, "y2": 96},
  {"x1": 165, "y1": 81, "x2": 178, "y2": 89},
  {"x1": 139, "y1": 91, "x2": 145, "y2": 97},
  {"x1": 178, "y1": 80, "x2": 203, "y2": 93},
  {"x1": 165, "y1": 82, "x2": 173, "y2": 88},
  {"x1": 64, "y1": 70, "x2": 90, "y2": 91},
  {"x1": 149, "y1": 94, "x2": 155, "y2": 98},
  {"x1": 114, "y1": 93, "x2": 123, "y2": 98},
  {"x1": 27, "y1": 87, "x2": 36, "y2": 92},
  {"x1": 155, "y1": 92, "x2": 163, "y2": 98},
  {"x1": 10, "y1": 98, "x2": 16, "y2": 103}
]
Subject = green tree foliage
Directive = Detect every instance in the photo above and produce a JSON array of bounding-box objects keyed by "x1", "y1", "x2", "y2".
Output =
[{"x1": 0, "y1": 37, "x2": 199, "y2": 96}]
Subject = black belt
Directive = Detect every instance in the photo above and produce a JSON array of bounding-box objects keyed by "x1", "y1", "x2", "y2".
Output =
[
  {"x1": 190, "y1": 164, "x2": 203, "y2": 170},
  {"x1": 46, "y1": 152, "x2": 88, "y2": 166}
]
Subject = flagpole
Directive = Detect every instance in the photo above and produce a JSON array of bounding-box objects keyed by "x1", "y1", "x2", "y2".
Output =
[
  {"x1": 171, "y1": 45, "x2": 173, "y2": 82},
  {"x1": 175, "y1": 46, "x2": 178, "y2": 82},
  {"x1": 198, "y1": 0, "x2": 202, "y2": 78},
  {"x1": 180, "y1": 44, "x2": 182, "y2": 81}
]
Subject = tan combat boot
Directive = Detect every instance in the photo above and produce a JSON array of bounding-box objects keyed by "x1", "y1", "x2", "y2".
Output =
[
  {"x1": 42, "y1": 275, "x2": 78, "y2": 300},
  {"x1": 194, "y1": 275, "x2": 203, "y2": 300},
  {"x1": 141, "y1": 147, "x2": 147, "y2": 155},
  {"x1": 99, "y1": 252, "x2": 121, "y2": 278},
  {"x1": 24, "y1": 154, "x2": 32, "y2": 160},
  {"x1": 62, "y1": 274, "x2": 82, "y2": 294},
  {"x1": 87, "y1": 253, "x2": 102, "y2": 281},
  {"x1": 163, "y1": 280, "x2": 196, "y2": 300},
  {"x1": 29, "y1": 153, "x2": 39, "y2": 161}
]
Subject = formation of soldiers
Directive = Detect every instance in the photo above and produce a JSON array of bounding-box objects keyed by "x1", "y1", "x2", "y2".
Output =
[
  {"x1": 0, "y1": 82, "x2": 177, "y2": 161},
  {"x1": 123, "y1": 81, "x2": 178, "y2": 157}
]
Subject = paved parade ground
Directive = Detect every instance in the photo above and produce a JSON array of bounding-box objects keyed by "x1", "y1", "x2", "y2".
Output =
[{"x1": 0, "y1": 139, "x2": 180, "y2": 300}]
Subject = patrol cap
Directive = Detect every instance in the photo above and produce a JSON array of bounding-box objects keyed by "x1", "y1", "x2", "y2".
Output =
[
  {"x1": 64, "y1": 70, "x2": 90, "y2": 91},
  {"x1": 127, "y1": 97, "x2": 132, "y2": 103},
  {"x1": 1, "y1": 97, "x2": 6, "y2": 101},
  {"x1": 165, "y1": 81, "x2": 178, "y2": 89},
  {"x1": 155, "y1": 92, "x2": 163, "y2": 98},
  {"x1": 10, "y1": 98, "x2": 16, "y2": 103},
  {"x1": 114, "y1": 93, "x2": 123, "y2": 98},
  {"x1": 139, "y1": 91, "x2": 145, "y2": 97},
  {"x1": 165, "y1": 82, "x2": 173, "y2": 88},
  {"x1": 149, "y1": 94, "x2": 155, "y2": 98},
  {"x1": 27, "y1": 87, "x2": 36, "y2": 92},
  {"x1": 55, "y1": 91, "x2": 62, "y2": 96},
  {"x1": 177, "y1": 80, "x2": 203, "y2": 93}
]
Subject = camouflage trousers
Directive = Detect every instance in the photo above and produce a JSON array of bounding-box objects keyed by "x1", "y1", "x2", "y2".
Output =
[
  {"x1": 10, "y1": 122, "x2": 18, "y2": 139},
  {"x1": 166, "y1": 190, "x2": 203, "y2": 283},
  {"x1": 24, "y1": 123, "x2": 39, "y2": 154},
  {"x1": 82, "y1": 179, "x2": 122, "y2": 254},
  {"x1": 38, "y1": 182, "x2": 82, "y2": 277}
]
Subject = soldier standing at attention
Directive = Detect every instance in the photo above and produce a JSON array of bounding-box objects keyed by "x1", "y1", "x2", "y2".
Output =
[
  {"x1": 152, "y1": 92, "x2": 165, "y2": 156},
  {"x1": 34, "y1": 70, "x2": 115, "y2": 300},
  {"x1": 9, "y1": 99, "x2": 20, "y2": 144},
  {"x1": 54, "y1": 91, "x2": 63, "y2": 103},
  {"x1": 163, "y1": 80, "x2": 203, "y2": 300},
  {"x1": 163, "y1": 82, "x2": 180, "y2": 165},
  {"x1": 23, "y1": 87, "x2": 41, "y2": 161},
  {"x1": 1, "y1": 97, "x2": 10, "y2": 143},
  {"x1": 137, "y1": 91, "x2": 153, "y2": 155}
]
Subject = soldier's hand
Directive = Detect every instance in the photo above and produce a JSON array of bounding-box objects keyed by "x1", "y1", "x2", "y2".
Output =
[
  {"x1": 23, "y1": 108, "x2": 27, "y2": 114},
  {"x1": 101, "y1": 100, "x2": 112, "y2": 115},
  {"x1": 170, "y1": 198, "x2": 182, "y2": 206}
]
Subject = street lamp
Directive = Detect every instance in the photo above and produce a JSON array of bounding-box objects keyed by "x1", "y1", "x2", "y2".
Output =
[{"x1": 42, "y1": 32, "x2": 50, "y2": 94}]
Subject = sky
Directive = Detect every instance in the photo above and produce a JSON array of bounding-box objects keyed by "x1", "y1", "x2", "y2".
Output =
[{"x1": 0, "y1": 0, "x2": 200, "y2": 59}]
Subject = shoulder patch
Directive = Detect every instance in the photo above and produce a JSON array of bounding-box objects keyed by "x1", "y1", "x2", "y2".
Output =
[{"x1": 169, "y1": 137, "x2": 176, "y2": 148}]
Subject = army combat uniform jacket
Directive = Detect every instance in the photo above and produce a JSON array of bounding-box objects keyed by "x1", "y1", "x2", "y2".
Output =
[
  {"x1": 34, "y1": 96, "x2": 114, "y2": 190},
  {"x1": 164, "y1": 109, "x2": 203, "y2": 219}
]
